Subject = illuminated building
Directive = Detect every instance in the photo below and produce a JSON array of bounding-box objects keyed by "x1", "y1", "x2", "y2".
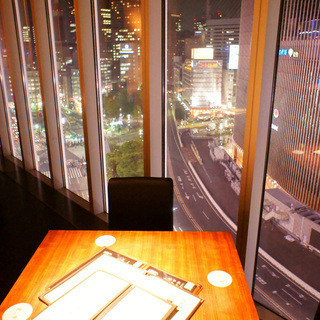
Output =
[
  {"x1": 109, "y1": 0, "x2": 141, "y2": 87},
  {"x1": 167, "y1": 13, "x2": 182, "y2": 86},
  {"x1": 205, "y1": 18, "x2": 240, "y2": 68},
  {"x1": 181, "y1": 48, "x2": 222, "y2": 108},
  {"x1": 266, "y1": 40, "x2": 320, "y2": 211},
  {"x1": 22, "y1": 26, "x2": 31, "y2": 42},
  {"x1": 71, "y1": 69, "x2": 80, "y2": 101},
  {"x1": 100, "y1": 7, "x2": 112, "y2": 43},
  {"x1": 193, "y1": 18, "x2": 206, "y2": 32},
  {"x1": 119, "y1": 42, "x2": 141, "y2": 94},
  {"x1": 173, "y1": 56, "x2": 183, "y2": 95},
  {"x1": 26, "y1": 70, "x2": 41, "y2": 109},
  {"x1": 234, "y1": 0, "x2": 320, "y2": 212}
]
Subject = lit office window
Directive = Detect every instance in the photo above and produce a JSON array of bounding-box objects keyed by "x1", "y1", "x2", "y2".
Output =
[
  {"x1": 253, "y1": 1, "x2": 320, "y2": 319},
  {"x1": 97, "y1": 0, "x2": 144, "y2": 180},
  {"x1": 166, "y1": 1, "x2": 253, "y2": 232},
  {"x1": 0, "y1": 12, "x2": 22, "y2": 160},
  {"x1": 50, "y1": 0, "x2": 88, "y2": 200},
  {"x1": 17, "y1": 0, "x2": 50, "y2": 177}
]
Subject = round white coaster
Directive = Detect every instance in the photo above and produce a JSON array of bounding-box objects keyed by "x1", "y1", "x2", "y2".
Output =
[
  {"x1": 95, "y1": 235, "x2": 116, "y2": 247},
  {"x1": 207, "y1": 270, "x2": 233, "y2": 287},
  {"x1": 2, "y1": 303, "x2": 33, "y2": 320}
]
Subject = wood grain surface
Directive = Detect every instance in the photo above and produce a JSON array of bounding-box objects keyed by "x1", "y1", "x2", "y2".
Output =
[{"x1": 0, "y1": 231, "x2": 259, "y2": 319}]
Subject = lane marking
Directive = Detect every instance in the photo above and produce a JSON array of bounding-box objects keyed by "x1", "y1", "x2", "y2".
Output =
[
  {"x1": 258, "y1": 250, "x2": 320, "y2": 300},
  {"x1": 202, "y1": 211, "x2": 210, "y2": 220},
  {"x1": 255, "y1": 287, "x2": 295, "y2": 320},
  {"x1": 188, "y1": 161, "x2": 237, "y2": 232},
  {"x1": 281, "y1": 289, "x2": 303, "y2": 305}
]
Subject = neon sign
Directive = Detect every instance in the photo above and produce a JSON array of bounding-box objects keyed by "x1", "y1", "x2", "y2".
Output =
[{"x1": 198, "y1": 62, "x2": 218, "y2": 68}]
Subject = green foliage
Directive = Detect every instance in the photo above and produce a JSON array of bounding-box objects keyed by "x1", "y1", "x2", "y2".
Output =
[
  {"x1": 103, "y1": 94, "x2": 119, "y2": 118},
  {"x1": 103, "y1": 89, "x2": 143, "y2": 119},
  {"x1": 106, "y1": 139, "x2": 144, "y2": 179},
  {"x1": 174, "y1": 101, "x2": 188, "y2": 121}
]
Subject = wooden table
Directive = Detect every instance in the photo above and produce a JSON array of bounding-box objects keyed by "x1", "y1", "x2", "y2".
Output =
[{"x1": 0, "y1": 231, "x2": 258, "y2": 319}]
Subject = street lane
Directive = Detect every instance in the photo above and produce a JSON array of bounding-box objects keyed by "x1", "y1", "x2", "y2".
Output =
[{"x1": 167, "y1": 111, "x2": 235, "y2": 233}]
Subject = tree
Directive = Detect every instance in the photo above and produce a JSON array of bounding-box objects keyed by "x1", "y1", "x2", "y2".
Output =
[
  {"x1": 174, "y1": 102, "x2": 188, "y2": 121},
  {"x1": 106, "y1": 139, "x2": 144, "y2": 179},
  {"x1": 103, "y1": 94, "x2": 119, "y2": 119}
]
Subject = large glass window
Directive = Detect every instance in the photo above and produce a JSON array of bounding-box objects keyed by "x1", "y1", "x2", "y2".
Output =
[
  {"x1": 253, "y1": 0, "x2": 320, "y2": 319},
  {"x1": 97, "y1": 0, "x2": 144, "y2": 180},
  {"x1": 166, "y1": 0, "x2": 253, "y2": 233},
  {"x1": 0, "y1": 11, "x2": 22, "y2": 160},
  {"x1": 18, "y1": 0, "x2": 50, "y2": 177},
  {"x1": 51, "y1": 0, "x2": 88, "y2": 200}
]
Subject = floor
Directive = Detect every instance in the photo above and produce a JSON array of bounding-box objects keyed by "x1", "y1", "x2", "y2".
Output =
[{"x1": 0, "y1": 158, "x2": 107, "y2": 304}]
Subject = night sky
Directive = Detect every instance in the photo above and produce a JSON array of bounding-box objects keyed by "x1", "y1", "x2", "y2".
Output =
[{"x1": 170, "y1": 0, "x2": 241, "y2": 30}]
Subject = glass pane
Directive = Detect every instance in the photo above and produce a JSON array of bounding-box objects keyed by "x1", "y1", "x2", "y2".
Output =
[
  {"x1": 166, "y1": 1, "x2": 253, "y2": 232},
  {"x1": 97, "y1": 0, "x2": 144, "y2": 180},
  {"x1": 253, "y1": 0, "x2": 320, "y2": 319},
  {"x1": 51, "y1": 0, "x2": 88, "y2": 200},
  {"x1": 0, "y1": 12, "x2": 22, "y2": 160},
  {"x1": 18, "y1": 0, "x2": 50, "y2": 177}
]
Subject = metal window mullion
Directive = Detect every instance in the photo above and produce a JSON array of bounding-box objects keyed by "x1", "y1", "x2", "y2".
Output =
[
  {"x1": 0, "y1": 53, "x2": 14, "y2": 156},
  {"x1": 74, "y1": 0, "x2": 106, "y2": 214},
  {"x1": 238, "y1": 0, "x2": 282, "y2": 289},
  {"x1": 149, "y1": 0, "x2": 162, "y2": 176},
  {"x1": 0, "y1": 0, "x2": 36, "y2": 170},
  {"x1": 30, "y1": 0, "x2": 65, "y2": 189}
]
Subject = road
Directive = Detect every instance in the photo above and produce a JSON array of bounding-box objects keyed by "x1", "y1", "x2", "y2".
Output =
[
  {"x1": 167, "y1": 110, "x2": 320, "y2": 319},
  {"x1": 167, "y1": 110, "x2": 235, "y2": 233}
]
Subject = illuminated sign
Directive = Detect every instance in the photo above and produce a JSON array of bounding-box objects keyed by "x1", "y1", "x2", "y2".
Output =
[
  {"x1": 271, "y1": 123, "x2": 278, "y2": 132},
  {"x1": 273, "y1": 108, "x2": 279, "y2": 118},
  {"x1": 185, "y1": 66, "x2": 192, "y2": 71},
  {"x1": 198, "y1": 62, "x2": 218, "y2": 68},
  {"x1": 288, "y1": 48, "x2": 299, "y2": 58},
  {"x1": 279, "y1": 49, "x2": 287, "y2": 56},
  {"x1": 120, "y1": 44, "x2": 134, "y2": 54},
  {"x1": 191, "y1": 48, "x2": 214, "y2": 60},
  {"x1": 279, "y1": 48, "x2": 299, "y2": 58},
  {"x1": 228, "y1": 45, "x2": 239, "y2": 70}
]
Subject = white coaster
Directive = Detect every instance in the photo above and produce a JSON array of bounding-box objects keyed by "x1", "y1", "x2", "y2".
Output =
[
  {"x1": 2, "y1": 303, "x2": 33, "y2": 320},
  {"x1": 207, "y1": 270, "x2": 232, "y2": 287},
  {"x1": 95, "y1": 235, "x2": 116, "y2": 247}
]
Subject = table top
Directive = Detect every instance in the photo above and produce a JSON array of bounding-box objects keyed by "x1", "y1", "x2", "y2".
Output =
[{"x1": 0, "y1": 231, "x2": 258, "y2": 319}]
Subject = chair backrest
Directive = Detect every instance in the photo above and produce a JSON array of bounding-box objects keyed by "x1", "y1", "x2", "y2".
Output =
[{"x1": 108, "y1": 177, "x2": 173, "y2": 231}]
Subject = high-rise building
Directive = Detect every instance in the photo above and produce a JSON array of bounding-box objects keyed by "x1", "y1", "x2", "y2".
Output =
[
  {"x1": 193, "y1": 18, "x2": 206, "y2": 32},
  {"x1": 234, "y1": 0, "x2": 320, "y2": 212},
  {"x1": 167, "y1": 13, "x2": 182, "y2": 87},
  {"x1": 110, "y1": 0, "x2": 141, "y2": 87},
  {"x1": 181, "y1": 48, "x2": 222, "y2": 108},
  {"x1": 205, "y1": 18, "x2": 240, "y2": 68}
]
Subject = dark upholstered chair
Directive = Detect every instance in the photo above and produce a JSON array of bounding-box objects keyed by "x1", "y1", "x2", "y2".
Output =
[{"x1": 108, "y1": 177, "x2": 173, "y2": 231}]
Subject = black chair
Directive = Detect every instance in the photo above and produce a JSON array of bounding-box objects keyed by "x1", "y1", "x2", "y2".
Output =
[{"x1": 108, "y1": 177, "x2": 173, "y2": 231}]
